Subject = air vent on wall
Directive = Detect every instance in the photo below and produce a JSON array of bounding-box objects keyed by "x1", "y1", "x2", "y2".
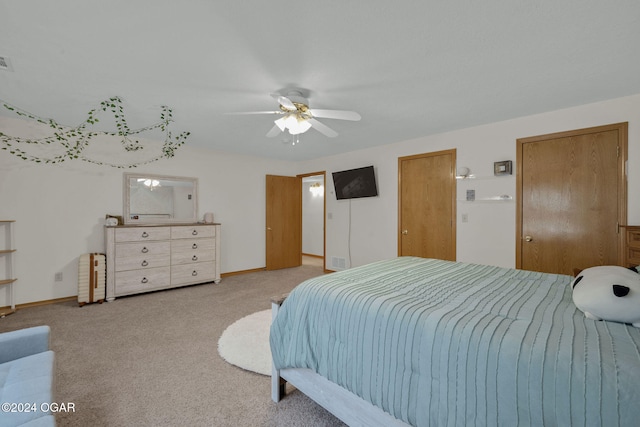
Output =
[
  {"x1": 0, "y1": 56, "x2": 14, "y2": 72},
  {"x1": 331, "y1": 256, "x2": 346, "y2": 270}
]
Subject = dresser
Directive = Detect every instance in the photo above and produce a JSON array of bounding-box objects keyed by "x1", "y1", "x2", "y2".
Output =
[
  {"x1": 624, "y1": 226, "x2": 640, "y2": 268},
  {"x1": 105, "y1": 223, "x2": 220, "y2": 301}
]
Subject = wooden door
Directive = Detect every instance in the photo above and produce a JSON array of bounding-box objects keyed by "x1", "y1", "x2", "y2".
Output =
[
  {"x1": 398, "y1": 150, "x2": 456, "y2": 260},
  {"x1": 516, "y1": 123, "x2": 627, "y2": 275},
  {"x1": 266, "y1": 175, "x2": 302, "y2": 270}
]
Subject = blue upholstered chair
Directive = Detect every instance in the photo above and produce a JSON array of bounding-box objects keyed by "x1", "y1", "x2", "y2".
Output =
[{"x1": 0, "y1": 326, "x2": 56, "y2": 426}]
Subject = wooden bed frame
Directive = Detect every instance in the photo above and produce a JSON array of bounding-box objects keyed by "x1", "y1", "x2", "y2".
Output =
[{"x1": 271, "y1": 296, "x2": 410, "y2": 427}]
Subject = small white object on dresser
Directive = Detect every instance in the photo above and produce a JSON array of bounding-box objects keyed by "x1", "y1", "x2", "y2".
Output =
[{"x1": 104, "y1": 223, "x2": 221, "y2": 301}]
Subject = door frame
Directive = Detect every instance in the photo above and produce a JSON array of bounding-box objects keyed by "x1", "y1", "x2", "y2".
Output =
[
  {"x1": 397, "y1": 149, "x2": 457, "y2": 259},
  {"x1": 298, "y1": 171, "x2": 327, "y2": 269},
  {"x1": 515, "y1": 122, "x2": 628, "y2": 269}
]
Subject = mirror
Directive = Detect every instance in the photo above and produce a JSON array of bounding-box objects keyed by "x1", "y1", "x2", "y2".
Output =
[{"x1": 123, "y1": 173, "x2": 198, "y2": 224}]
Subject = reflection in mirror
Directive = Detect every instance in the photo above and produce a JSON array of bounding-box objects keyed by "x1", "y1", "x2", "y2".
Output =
[{"x1": 123, "y1": 173, "x2": 198, "y2": 224}]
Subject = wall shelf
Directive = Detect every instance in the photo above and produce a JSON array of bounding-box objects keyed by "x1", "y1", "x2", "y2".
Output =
[
  {"x1": 458, "y1": 198, "x2": 514, "y2": 203},
  {"x1": 458, "y1": 194, "x2": 513, "y2": 202},
  {"x1": 0, "y1": 220, "x2": 16, "y2": 317},
  {"x1": 456, "y1": 174, "x2": 515, "y2": 182},
  {"x1": 457, "y1": 174, "x2": 514, "y2": 205}
]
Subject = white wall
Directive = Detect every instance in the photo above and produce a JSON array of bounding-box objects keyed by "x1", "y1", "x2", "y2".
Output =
[
  {"x1": 298, "y1": 93, "x2": 640, "y2": 270},
  {"x1": 2, "y1": 93, "x2": 639, "y2": 305},
  {"x1": 0, "y1": 142, "x2": 295, "y2": 306}
]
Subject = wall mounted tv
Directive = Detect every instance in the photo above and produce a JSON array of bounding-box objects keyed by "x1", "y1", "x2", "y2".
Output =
[{"x1": 332, "y1": 165, "x2": 378, "y2": 200}]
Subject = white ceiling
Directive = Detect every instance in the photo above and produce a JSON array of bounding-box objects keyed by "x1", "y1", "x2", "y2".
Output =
[{"x1": 1, "y1": 1, "x2": 639, "y2": 162}]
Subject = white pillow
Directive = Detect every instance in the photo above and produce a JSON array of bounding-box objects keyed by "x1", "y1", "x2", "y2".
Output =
[{"x1": 572, "y1": 266, "x2": 640, "y2": 327}]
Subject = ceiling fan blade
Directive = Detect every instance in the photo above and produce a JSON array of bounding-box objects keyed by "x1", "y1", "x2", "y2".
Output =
[
  {"x1": 309, "y1": 109, "x2": 361, "y2": 121},
  {"x1": 277, "y1": 96, "x2": 297, "y2": 111},
  {"x1": 224, "y1": 111, "x2": 283, "y2": 116},
  {"x1": 266, "y1": 124, "x2": 282, "y2": 138},
  {"x1": 308, "y1": 118, "x2": 338, "y2": 138}
]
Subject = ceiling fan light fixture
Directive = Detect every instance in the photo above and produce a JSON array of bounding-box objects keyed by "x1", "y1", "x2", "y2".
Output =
[
  {"x1": 237, "y1": 89, "x2": 358, "y2": 140},
  {"x1": 275, "y1": 114, "x2": 312, "y2": 135},
  {"x1": 299, "y1": 120, "x2": 312, "y2": 133},
  {"x1": 274, "y1": 117, "x2": 287, "y2": 132},
  {"x1": 283, "y1": 115, "x2": 298, "y2": 130},
  {"x1": 289, "y1": 118, "x2": 311, "y2": 135}
]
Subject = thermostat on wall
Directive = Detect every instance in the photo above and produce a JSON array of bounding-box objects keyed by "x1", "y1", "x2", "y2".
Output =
[{"x1": 494, "y1": 160, "x2": 512, "y2": 176}]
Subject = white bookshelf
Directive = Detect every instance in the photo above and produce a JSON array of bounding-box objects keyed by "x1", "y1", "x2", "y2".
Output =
[{"x1": 0, "y1": 220, "x2": 16, "y2": 317}]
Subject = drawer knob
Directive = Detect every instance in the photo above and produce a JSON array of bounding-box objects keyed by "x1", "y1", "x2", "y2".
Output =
[
  {"x1": 192, "y1": 255, "x2": 198, "y2": 261},
  {"x1": 141, "y1": 277, "x2": 148, "y2": 284},
  {"x1": 141, "y1": 260, "x2": 148, "y2": 267},
  {"x1": 141, "y1": 247, "x2": 149, "y2": 253},
  {"x1": 141, "y1": 231, "x2": 149, "y2": 238},
  {"x1": 192, "y1": 243, "x2": 198, "y2": 249},
  {"x1": 192, "y1": 230, "x2": 198, "y2": 236},
  {"x1": 192, "y1": 270, "x2": 198, "y2": 276}
]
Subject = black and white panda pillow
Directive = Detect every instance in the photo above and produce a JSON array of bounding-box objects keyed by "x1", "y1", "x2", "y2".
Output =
[{"x1": 572, "y1": 265, "x2": 640, "y2": 327}]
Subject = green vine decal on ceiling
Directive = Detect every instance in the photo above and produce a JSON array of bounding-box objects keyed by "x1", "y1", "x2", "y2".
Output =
[{"x1": 0, "y1": 96, "x2": 191, "y2": 168}]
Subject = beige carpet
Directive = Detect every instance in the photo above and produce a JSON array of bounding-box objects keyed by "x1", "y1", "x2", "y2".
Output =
[{"x1": 0, "y1": 264, "x2": 345, "y2": 427}]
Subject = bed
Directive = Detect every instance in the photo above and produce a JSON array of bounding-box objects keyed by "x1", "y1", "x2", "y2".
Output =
[{"x1": 269, "y1": 257, "x2": 640, "y2": 426}]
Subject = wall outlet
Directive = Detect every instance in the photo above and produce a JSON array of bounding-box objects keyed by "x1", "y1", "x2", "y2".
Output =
[{"x1": 55, "y1": 272, "x2": 63, "y2": 282}]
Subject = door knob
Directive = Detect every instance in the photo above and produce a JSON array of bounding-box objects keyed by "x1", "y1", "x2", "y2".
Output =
[
  {"x1": 524, "y1": 235, "x2": 533, "y2": 242},
  {"x1": 267, "y1": 227, "x2": 272, "y2": 231},
  {"x1": 402, "y1": 229, "x2": 408, "y2": 235}
]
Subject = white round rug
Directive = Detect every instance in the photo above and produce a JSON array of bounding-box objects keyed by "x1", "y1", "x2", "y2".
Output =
[{"x1": 218, "y1": 309, "x2": 272, "y2": 376}]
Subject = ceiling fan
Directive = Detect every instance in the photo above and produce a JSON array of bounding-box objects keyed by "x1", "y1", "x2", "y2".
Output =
[{"x1": 228, "y1": 90, "x2": 361, "y2": 139}]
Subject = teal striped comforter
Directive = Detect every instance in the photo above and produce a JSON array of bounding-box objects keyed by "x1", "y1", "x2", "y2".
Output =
[{"x1": 270, "y1": 257, "x2": 640, "y2": 426}]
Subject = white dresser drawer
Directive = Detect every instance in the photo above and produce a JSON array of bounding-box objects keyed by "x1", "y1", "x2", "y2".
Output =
[
  {"x1": 116, "y1": 241, "x2": 170, "y2": 259},
  {"x1": 115, "y1": 227, "x2": 171, "y2": 242},
  {"x1": 115, "y1": 257, "x2": 169, "y2": 272},
  {"x1": 171, "y1": 225, "x2": 215, "y2": 239},
  {"x1": 171, "y1": 263, "x2": 216, "y2": 285},
  {"x1": 170, "y1": 239, "x2": 215, "y2": 265},
  {"x1": 114, "y1": 267, "x2": 170, "y2": 295}
]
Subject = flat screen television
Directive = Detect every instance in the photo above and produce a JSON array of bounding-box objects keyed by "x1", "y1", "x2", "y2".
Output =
[{"x1": 332, "y1": 165, "x2": 378, "y2": 200}]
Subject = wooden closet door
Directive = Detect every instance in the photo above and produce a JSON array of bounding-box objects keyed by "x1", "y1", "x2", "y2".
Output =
[
  {"x1": 398, "y1": 150, "x2": 456, "y2": 261},
  {"x1": 517, "y1": 123, "x2": 627, "y2": 275},
  {"x1": 266, "y1": 175, "x2": 302, "y2": 270}
]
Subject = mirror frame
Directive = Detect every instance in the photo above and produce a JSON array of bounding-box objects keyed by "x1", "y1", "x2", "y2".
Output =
[{"x1": 123, "y1": 172, "x2": 199, "y2": 225}]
